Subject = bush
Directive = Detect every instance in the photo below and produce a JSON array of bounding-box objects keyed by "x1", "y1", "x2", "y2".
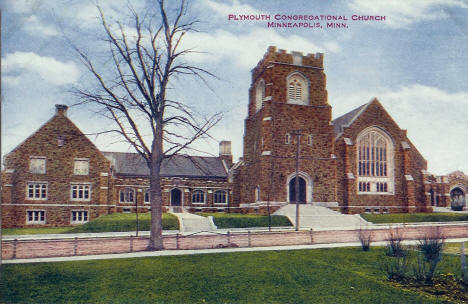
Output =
[
  {"x1": 199, "y1": 213, "x2": 292, "y2": 228},
  {"x1": 386, "y1": 226, "x2": 407, "y2": 257},
  {"x1": 417, "y1": 227, "x2": 445, "y2": 283},
  {"x1": 411, "y1": 253, "x2": 428, "y2": 282},
  {"x1": 358, "y1": 227, "x2": 373, "y2": 251},
  {"x1": 383, "y1": 255, "x2": 410, "y2": 283}
]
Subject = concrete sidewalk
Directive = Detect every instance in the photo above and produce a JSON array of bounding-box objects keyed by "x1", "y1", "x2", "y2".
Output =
[{"x1": 3, "y1": 237, "x2": 467, "y2": 264}]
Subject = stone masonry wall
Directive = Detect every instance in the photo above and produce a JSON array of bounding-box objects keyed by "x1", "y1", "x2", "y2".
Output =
[
  {"x1": 335, "y1": 100, "x2": 429, "y2": 214},
  {"x1": 2, "y1": 108, "x2": 112, "y2": 228}
]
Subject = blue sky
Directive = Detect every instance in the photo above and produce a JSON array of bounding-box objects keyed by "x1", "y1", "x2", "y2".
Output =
[{"x1": 2, "y1": 0, "x2": 468, "y2": 175}]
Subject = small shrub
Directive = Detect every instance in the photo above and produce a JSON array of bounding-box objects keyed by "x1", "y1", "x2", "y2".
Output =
[
  {"x1": 411, "y1": 253, "x2": 428, "y2": 282},
  {"x1": 383, "y1": 256, "x2": 410, "y2": 283},
  {"x1": 358, "y1": 227, "x2": 373, "y2": 251},
  {"x1": 386, "y1": 226, "x2": 407, "y2": 257},
  {"x1": 417, "y1": 227, "x2": 445, "y2": 283}
]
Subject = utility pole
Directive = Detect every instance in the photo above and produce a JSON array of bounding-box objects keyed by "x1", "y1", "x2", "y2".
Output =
[
  {"x1": 136, "y1": 189, "x2": 140, "y2": 236},
  {"x1": 292, "y1": 130, "x2": 302, "y2": 231}
]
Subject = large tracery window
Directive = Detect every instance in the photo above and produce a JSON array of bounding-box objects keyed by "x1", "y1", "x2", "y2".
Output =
[
  {"x1": 287, "y1": 73, "x2": 308, "y2": 105},
  {"x1": 255, "y1": 79, "x2": 265, "y2": 112},
  {"x1": 357, "y1": 128, "x2": 394, "y2": 194}
]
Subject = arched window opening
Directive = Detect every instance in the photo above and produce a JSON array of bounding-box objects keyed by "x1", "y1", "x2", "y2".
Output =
[
  {"x1": 192, "y1": 190, "x2": 205, "y2": 204},
  {"x1": 214, "y1": 190, "x2": 227, "y2": 204},
  {"x1": 287, "y1": 73, "x2": 308, "y2": 105},
  {"x1": 357, "y1": 128, "x2": 394, "y2": 194},
  {"x1": 285, "y1": 133, "x2": 291, "y2": 144},
  {"x1": 255, "y1": 80, "x2": 265, "y2": 112},
  {"x1": 450, "y1": 188, "x2": 466, "y2": 211}
]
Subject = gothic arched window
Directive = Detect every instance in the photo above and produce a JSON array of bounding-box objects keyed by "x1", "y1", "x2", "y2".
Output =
[
  {"x1": 287, "y1": 73, "x2": 308, "y2": 105},
  {"x1": 255, "y1": 79, "x2": 265, "y2": 112},
  {"x1": 357, "y1": 128, "x2": 394, "y2": 194}
]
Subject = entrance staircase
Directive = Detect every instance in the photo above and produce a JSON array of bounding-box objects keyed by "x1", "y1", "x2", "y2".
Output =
[
  {"x1": 273, "y1": 204, "x2": 369, "y2": 229},
  {"x1": 171, "y1": 211, "x2": 217, "y2": 233}
]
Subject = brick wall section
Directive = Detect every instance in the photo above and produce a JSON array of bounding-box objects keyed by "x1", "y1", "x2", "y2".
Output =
[
  {"x1": 2, "y1": 224, "x2": 468, "y2": 260},
  {"x1": 2, "y1": 107, "x2": 112, "y2": 227}
]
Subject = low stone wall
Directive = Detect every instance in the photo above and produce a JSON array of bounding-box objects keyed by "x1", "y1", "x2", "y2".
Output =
[{"x1": 2, "y1": 224, "x2": 468, "y2": 260}]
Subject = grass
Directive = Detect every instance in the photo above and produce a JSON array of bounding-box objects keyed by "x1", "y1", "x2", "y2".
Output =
[
  {"x1": 361, "y1": 212, "x2": 468, "y2": 224},
  {"x1": 2, "y1": 227, "x2": 72, "y2": 235},
  {"x1": 199, "y1": 212, "x2": 292, "y2": 228},
  {"x1": 67, "y1": 213, "x2": 179, "y2": 233},
  {"x1": 0, "y1": 247, "x2": 461, "y2": 304},
  {"x1": 3, "y1": 213, "x2": 179, "y2": 235},
  {"x1": 444, "y1": 242, "x2": 467, "y2": 255}
]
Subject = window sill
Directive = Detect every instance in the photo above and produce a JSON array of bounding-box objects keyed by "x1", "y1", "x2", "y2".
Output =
[{"x1": 357, "y1": 192, "x2": 394, "y2": 196}]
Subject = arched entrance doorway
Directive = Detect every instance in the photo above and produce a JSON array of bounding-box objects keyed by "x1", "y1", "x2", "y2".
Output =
[
  {"x1": 289, "y1": 176, "x2": 306, "y2": 204},
  {"x1": 450, "y1": 187, "x2": 465, "y2": 211},
  {"x1": 170, "y1": 188, "x2": 182, "y2": 206}
]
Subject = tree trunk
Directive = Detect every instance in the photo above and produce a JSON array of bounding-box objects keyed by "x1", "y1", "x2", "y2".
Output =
[{"x1": 148, "y1": 125, "x2": 164, "y2": 251}]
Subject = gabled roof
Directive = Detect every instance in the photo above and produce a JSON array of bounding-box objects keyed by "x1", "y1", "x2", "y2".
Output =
[
  {"x1": 332, "y1": 99, "x2": 374, "y2": 138},
  {"x1": 103, "y1": 152, "x2": 228, "y2": 179},
  {"x1": 5, "y1": 108, "x2": 106, "y2": 162}
]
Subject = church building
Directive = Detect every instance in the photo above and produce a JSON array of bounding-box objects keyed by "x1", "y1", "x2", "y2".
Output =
[
  {"x1": 232, "y1": 46, "x2": 464, "y2": 214},
  {"x1": 1, "y1": 46, "x2": 466, "y2": 228}
]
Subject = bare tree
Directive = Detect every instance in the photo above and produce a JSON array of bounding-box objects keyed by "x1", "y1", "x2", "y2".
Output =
[{"x1": 72, "y1": 0, "x2": 221, "y2": 250}]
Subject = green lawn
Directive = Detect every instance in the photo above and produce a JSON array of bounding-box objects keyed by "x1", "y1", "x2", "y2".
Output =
[
  {"x1": 200, "y1": 212, "x2": 292, "y2": 228},
  {"x1": 67, "y1": 212, "x2": 179, "y2": 233},
  {"x1": 361, "y1": 212, "x2": 468, "y2": 224},
  {"x1": 2, "y1": 213, "x2": 179, "y2": 235},
  {"x1": 2, "y1": 227, "x2": 72, "y2": 235},
  {"x1": 0, "y1": 247, "x2": 461, "y2": 303},
  {"x1": 444, "y1": 242, "x2": 467, "y2": 255}
]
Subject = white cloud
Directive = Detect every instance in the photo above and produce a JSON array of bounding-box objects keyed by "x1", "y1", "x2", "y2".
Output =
[
  {"x1": 4, "y1": 0, "x2": 45, "y2": 13},
  {"x1": 349, "y1": 0, "x2": 468, "y2": 28},
  {"x1": 183, "y1": 28, "x2": 338, "y2": 68},
  {"x1": 200, "y1": 0, "x2": 264, "y2": 17},
  {"x1": 3, "y1": 52, "x2": 80, "y2": 86},
  {"x1": 333, "y1": 84, "x2": 468, "y2": 174},
  {"x1": 22, "y1": 15, "x2": 60, "y2": 37},
  {"x1": 70, "y1": 2, "x2": 147, "y2": 29}
]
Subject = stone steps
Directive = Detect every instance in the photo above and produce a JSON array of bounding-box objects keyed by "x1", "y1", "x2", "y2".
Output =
[
  {"x1": 171, "y1": 212, "x2": 217, "y2": 233},
  {"x1": 274, "y1": 204, "x2": 368, "y2": 229}
]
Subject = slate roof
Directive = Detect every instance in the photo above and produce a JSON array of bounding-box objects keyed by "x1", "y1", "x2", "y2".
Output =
[
  {"x1": 103, "y1": 152, "x2": 228, "y2": 178},
  {"x1": 331, "y1": 101, "x2": 371, "y2": 137}
]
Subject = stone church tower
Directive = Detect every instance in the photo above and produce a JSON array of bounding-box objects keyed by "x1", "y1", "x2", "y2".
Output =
[{"x1": 235, "y1": 46, "x2": 337, "y2": 207}]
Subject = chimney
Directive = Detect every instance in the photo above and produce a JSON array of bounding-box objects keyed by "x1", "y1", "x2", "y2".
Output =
[
  {"x1": 219, "y1": 140, "x2": 232, "y2": 167},
  {"x1": 55, "y1": 104, "x2": 68, "y2": 116}
]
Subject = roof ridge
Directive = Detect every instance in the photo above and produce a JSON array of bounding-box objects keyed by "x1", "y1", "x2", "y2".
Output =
[{"x1": 332, "y1": 99, "x2": 376, "y2": 139}]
